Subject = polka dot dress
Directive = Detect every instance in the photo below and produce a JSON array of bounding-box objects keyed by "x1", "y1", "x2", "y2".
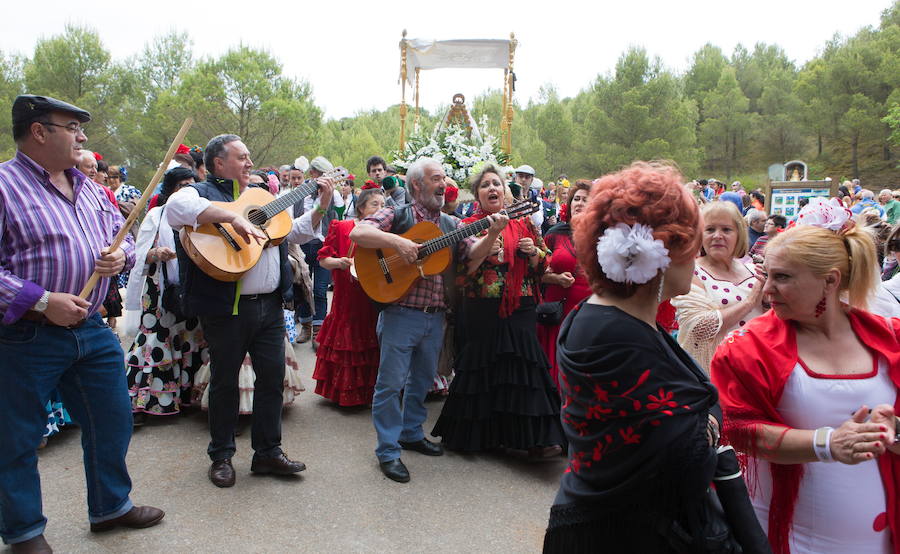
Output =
[
  {"x1": 695, "y1": 263, "x2": 764, "y2": 332},
  {"x1": 125, "y1": 262, "x2": 207, "y2": 416}
]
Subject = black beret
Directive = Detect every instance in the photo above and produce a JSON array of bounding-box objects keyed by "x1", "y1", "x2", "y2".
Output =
[{"x1": 12, "y1": 94, "x2": 91, "y2": 128}]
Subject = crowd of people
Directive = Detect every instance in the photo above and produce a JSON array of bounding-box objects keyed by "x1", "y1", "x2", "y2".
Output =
[{"x1": 2, "y1": 93, "x2": 900, "y2": 554}]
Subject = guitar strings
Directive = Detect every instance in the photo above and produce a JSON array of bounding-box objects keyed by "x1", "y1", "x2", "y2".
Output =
[{"x1": 371, "y1": 202, "x2": 537, "y2": 268}]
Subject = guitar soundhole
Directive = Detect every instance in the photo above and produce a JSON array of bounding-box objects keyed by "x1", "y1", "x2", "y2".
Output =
[{"x1": 247, "y1": 208, "x2": 267, "y2": 227}]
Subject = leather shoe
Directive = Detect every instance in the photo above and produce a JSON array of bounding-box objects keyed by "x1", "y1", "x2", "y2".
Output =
[
  {"x1": 89, "y1": 505, "x2": 165, "y2": 532},
  {"x1": 250, "y1": 452, "x2": 306, "y2": 475},
  {"x1": 399, "y1": 438, "x2": 444, "y2": 456},
  {"x1": 208, "y1": 458, "x2": 236, "y2": 488},
  {"x1": 379, "y1": 458, "x2": 410, "y2": 483},
  {"x1": 11, "y1": 535, "x2": 52, "y2": 553}
]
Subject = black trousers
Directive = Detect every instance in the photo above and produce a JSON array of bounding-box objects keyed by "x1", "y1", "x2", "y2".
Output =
[{"x1": 200, "y1": 292, "x2": 286, "y2": 461}]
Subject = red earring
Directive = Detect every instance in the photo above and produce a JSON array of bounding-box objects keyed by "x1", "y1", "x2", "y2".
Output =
[{"x1": 815, "y1": 295, "x2": 827, "y2": 318}]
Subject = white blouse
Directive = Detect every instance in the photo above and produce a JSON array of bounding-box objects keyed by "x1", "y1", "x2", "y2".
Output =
[{"x1": 751, "y1": 358, "x2": 894, "y2": 554}]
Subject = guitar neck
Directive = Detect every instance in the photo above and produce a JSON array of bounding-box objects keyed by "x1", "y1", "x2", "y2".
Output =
[
  {"x1": 417, "y1": 218, "x2": 493, "y2": 259},
  {"x1": 259, "y1": 181, "x2": 318, "y2": 220}
]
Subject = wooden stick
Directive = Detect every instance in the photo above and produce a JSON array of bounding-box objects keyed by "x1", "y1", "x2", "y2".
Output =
[{"x1": 79, "y1": 117, "x2": 193, "y2": 299}]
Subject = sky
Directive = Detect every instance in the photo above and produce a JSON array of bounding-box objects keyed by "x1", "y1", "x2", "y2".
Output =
[{"x1": 0, "y1": 0, "x2": 891, "y2": 120}]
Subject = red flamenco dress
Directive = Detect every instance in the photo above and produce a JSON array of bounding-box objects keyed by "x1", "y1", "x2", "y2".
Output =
[
  {"x1": 313, "y1": 220, "x2": 380, "y2": 406},
  {"x1": 536, "y1": 223, "x2": 591, "y2": 387}
]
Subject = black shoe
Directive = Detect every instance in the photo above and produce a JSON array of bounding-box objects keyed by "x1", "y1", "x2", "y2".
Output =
[
  {"x1": 399, "y1": 438, "x2": 444, "y2": 456},
  {"x1": 208, "y1": 459, "x2": 235, "y2": 488},
  {"x1": 379, "y1": 458, "x2": 410, "y2": 483},
  {"x1": 250, "y1": 453, "x2": 306, "y2": 475}
]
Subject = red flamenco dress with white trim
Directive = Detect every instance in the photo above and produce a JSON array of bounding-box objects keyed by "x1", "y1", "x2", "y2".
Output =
[{"x1": 313, "y1": 220, "x2": 380, "y2": 406}]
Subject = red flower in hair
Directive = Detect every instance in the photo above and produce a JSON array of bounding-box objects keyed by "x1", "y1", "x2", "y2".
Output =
[
  {"x1": 347, "y1": 173, "x2": 356, "y2": 181},
  {"x1": 176, "y1": 144, "x2": 190, "y2": 155},
  {"x1": 444, "y1": 185, "x2": 459, "y2": 204},
  {"x1": 361, "y1": 180, "x2": 380, "y2": 190},
  {"x1": 93, "y1": 152, "x2": 103, "y2": 161}
]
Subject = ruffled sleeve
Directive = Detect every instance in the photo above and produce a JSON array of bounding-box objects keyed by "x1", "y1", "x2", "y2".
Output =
[{"x1": 318, "y1": 220, "x2": 343, "y2": 260}]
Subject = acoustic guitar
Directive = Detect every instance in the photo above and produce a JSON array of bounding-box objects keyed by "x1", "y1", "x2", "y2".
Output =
[
  {"x1": 181, "y1": 167, "x2": 348, "y2": 282},
  {"x1": 354, "y1": 199, "x2": 540, "y2": 304}
]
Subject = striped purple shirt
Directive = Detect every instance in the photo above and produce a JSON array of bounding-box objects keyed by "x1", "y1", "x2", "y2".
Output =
[{"x1": 0, "y1": 151, "x2": 135, "y2": 324}]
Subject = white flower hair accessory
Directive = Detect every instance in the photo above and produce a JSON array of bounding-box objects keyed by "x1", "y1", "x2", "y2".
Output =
[
  {"x1": 796, "y1": 197, "x2": 852, "y2": 232},
  {"x1": 596, "y1": 223, "x2": 671, "y2": 285}
]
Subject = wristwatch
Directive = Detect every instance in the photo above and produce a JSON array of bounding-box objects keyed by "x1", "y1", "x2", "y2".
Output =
[{"x1": 33, "y1": 290, "x2": 51, "y2": 313}]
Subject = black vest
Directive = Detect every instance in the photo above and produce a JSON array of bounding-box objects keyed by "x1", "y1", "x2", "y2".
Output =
[{"x1": 174, "y1": 176, "x2": 293, "y2": 317}]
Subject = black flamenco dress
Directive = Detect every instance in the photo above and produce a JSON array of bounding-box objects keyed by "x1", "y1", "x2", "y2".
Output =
[{"x1": 431, "y1": 218, "x2": 564, "y2": 451}]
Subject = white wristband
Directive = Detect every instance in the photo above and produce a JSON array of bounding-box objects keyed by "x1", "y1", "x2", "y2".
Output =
[{"x1": 813, "y1": 427, "x2": 835, "y2": 463}]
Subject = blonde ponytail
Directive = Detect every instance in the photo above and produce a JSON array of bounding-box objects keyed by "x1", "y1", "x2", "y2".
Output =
[{"x1": 766, "y1": 225, "x2": 879, "y2": 309}]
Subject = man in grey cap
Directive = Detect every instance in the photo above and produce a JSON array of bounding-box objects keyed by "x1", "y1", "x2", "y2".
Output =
[
  {"x1": 0, "y1": 95, "x2": 163, "y2": 553},
  {"x1": 514, "y1": 164, "x2": 543, "y2": 229},
  {"x1": 293, "y1": 156, "x2": 343, "y2": 346}
]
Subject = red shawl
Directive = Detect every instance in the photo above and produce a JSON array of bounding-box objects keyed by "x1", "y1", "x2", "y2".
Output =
[
  {"x1": 463, "y1": 212, "x2": 534, "y2": 318},
  {"x1": 710, "y1": 308, "x2": 900, "y2": 554}
]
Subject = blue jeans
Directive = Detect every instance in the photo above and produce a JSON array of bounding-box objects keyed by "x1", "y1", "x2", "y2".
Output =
[
  {"x1": 298, "y1": 240, "x2": 331, "y2": 326},
  {"x1": 372, "y1": 306, "x2": 445, "y2": 462},
  {"x1": 0, "y1": 314, "x2": 134, "y2": 544}
]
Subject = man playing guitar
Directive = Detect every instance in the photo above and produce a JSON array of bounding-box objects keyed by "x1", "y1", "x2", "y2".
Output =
[
  {"x1": 167, "y1": 134, "x2": 332, "y2": 488},
  {"x1": 349, "y1": 157, "x2": 507, "y2": 483}
]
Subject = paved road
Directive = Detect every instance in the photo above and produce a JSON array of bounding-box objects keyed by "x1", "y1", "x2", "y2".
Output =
[{"x1": 26, "y1": 338, "x2": 565, "y2": 553}]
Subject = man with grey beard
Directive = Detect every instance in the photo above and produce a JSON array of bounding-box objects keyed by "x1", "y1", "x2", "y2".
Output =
[{"x1": 349, "y1": 158, "x2": 463, "y2": 483}]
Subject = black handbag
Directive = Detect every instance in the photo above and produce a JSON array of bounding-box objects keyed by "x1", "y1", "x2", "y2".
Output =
[
  {"x1": 536, "y1": 300, "x2": 564, "y2": 326},
  {"x1": 160, "y1": 259, "x2": 186, "y2": 321}
]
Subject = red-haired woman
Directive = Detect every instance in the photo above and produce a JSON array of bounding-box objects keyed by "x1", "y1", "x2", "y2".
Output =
[
  {"x1": 544, "y1": 162, "x2": 766, "y2": 553},
  {"x1": 312, "y1": 185, "x2": 386, "y2": 406},
  {"x1": 431, "y1": 163, "x2": 565, "y2": 456},
  {"x1": 537, "y1": 179, "x2": 592, "y2": 386}
]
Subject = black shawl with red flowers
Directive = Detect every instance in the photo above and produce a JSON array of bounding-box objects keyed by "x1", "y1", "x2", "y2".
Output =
[{"x1": 550, "y1": 301, "x2": 718, "y2": 550}]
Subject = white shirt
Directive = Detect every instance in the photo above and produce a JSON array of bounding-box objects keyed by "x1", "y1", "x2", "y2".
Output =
[
  {"x1": 299, "y1": 189, "x2": 343, "y2": 242},
  {"x1": 751, "y1": 359, "x2": 893, "y2": 554},
  {"x1": 166, "y1": 186, "x2": 319, "y2": 295},
  {"x1": 870, "y1": 275, "x2": 900, "y2": 319}
]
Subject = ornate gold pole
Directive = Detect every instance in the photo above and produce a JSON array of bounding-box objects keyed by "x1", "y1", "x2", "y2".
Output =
[
  {"x1": 503, "y1": 32, "x2": 517, "y2": 155},
  {"x1": 399, "y1": 30, "x2": 408, "y2": 151},
  {"x1": 414, "y1": 67, "x2": 421, "y2": 132}
]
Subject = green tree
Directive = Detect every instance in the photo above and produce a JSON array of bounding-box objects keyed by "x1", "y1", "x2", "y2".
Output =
[
  {"x1": 699, "y1": 67, "x2": 754, "y2": 179},
  {"x1": 531, "y1": 85, "x2": 574, "y2": 177},
  {"x1": 585, "y1": 47, "x2": 701, "y2": 176},
  {"x1": 24, "y1": 24, "x2": 110, "y2": 101},
  {"x1": 684, "y1": 44, "x2": 728, "y2": 118},
  {"x1": 0, "y1": 51, "x2": 24, "y2": 159},
  {"x1": 172, "y1": 46, "x2": 322, "y2": 169}
]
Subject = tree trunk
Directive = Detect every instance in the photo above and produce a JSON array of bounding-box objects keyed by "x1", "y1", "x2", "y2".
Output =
[
  {"x1": 817, "y1": 133, "x2": 823, "y2": 156},
  {"x1": 851, "y1": 134, "x2": 859, "y2": 179}
]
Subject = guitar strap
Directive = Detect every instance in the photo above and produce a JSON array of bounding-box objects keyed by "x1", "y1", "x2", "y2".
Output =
[{"x1": 232, "y1": 181, "x2": 242, "y2": 316}]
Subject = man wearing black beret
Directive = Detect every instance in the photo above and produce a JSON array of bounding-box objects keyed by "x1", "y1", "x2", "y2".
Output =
[{"x1": 0, "y1": 94, "x2": 164, "y2": 553}]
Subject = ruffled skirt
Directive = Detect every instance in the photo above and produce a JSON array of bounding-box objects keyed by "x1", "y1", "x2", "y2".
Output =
[
  {"x1": 126, "y1": 266, "x2": 207, "y2": 415},
  {"x1": 311, "y1": 291, "x2": 379, "y2": 407},
  {"x1": 431, "y1": 297, "x2": 564, "y2": 451}
]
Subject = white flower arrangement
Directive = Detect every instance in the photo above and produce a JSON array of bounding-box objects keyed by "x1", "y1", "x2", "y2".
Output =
[
  {"x1": 392, "y1": 120, "x2": 508, "y2": 184},
  {"x1": 595, "y1": 223, "x2": 671, "y2": 285}
]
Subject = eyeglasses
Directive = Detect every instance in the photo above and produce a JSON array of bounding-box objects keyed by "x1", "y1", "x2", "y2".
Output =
[
  {"x1": 107, "y1": 174, "x2": 121, "y2": 180},
  {"x1": 40, "y1": 121, "x2": 86, "y2": 135}
]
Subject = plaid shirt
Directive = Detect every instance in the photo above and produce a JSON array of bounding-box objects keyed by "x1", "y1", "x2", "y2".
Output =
[{"x1": 358, "y1": 203, "x2": 460, "y2": 309}]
